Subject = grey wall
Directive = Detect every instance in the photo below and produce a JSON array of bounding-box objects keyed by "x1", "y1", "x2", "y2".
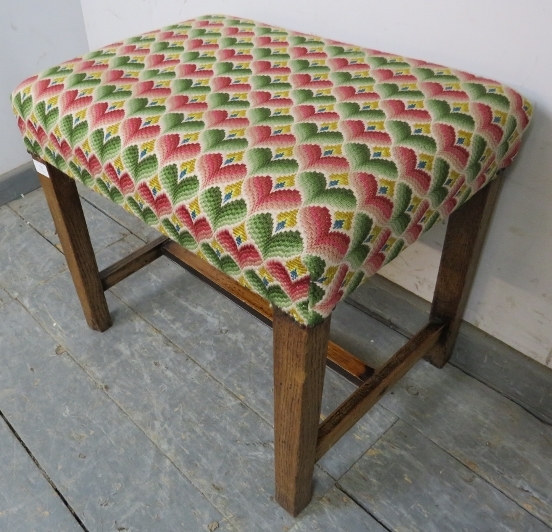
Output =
[{"x1": 0, "y1": 0, "x2": 89, "y2": 178}]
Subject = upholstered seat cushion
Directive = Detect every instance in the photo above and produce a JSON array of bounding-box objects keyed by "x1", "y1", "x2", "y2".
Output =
[{"x1": 11, "y1": 14, "x2": 532, "y2": 325}]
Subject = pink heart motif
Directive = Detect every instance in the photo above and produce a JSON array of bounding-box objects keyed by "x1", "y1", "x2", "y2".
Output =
[
  {"x1": 175, "y1": 204, "x2": 213, "y2": 242},
  {"x1": 433, "y1": 123, "x2": 470, "y2": 170},
  {"x1": 244, "y1": 175, "x2": 302, "y2": 212},
  {"x1": 49, "y1": 133, "x2": 72, "y2": 160},
  {"x1": 35, "y1": 78, "x2": 64, "y2": 100},
  {"x1": 89, "y1": 102, "x2": 126, "y2": 129},
  {"x1": 341, "y1": 120, "x2": 392, "y2": 145},
  {"x1": 60, "y1": 89, "x2": 93, "y2": 114},
  {"x1": 299, "y1": 205, "x2": 350, "y2": 263},
  {"x1": 216, "y1": 229, "x2": 263, "y2": 269},
  {"x1": 393, "y1": 146, "x2": 432, "y2": 194},
  {"x1": 349, "y1": 172, "x2": 394, "y2": 224},
  {"x1": 311, "y1": 263, "x2": 350, "y2": 317},
  {"x1": 198, "y1": 153, "x2": 247, "y2": 187},
  {"x1": 137, "y1": 182, "x2": 173, "y2": 218},
  {"x1": 266, "y1": 260, "x2": 310, "y2": 302},
  {"x1": 248, "y1": 126, "x2": 296, "y2": 147},
  {"x1": 105, "y1": 163, "x2": 135, "y2": 195},
  {"x1": 121, "y1": 117, "x2": 161, "y2": 145},
  {"x1": 158, "y1": 134, "x2": 201, "y2": 165},
  {"x1": 296, "y1": 144, "x2": 350, "y2": 173},
  {"x1": 75, "y1": 147, "x2": 101, "y2": 176}
]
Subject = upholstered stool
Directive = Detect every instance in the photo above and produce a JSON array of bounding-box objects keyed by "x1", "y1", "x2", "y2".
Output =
[{"x1": 11, "y1": 14, "x2": 532, "y2": 516}]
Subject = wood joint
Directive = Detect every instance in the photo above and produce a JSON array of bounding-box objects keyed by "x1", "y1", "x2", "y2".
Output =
[
  {"x1": 316, "y1": 320, "x2": 445, "y2": 460},
  {"x1": 99, "y1": 236, "x2": 169, "y2": 290}
]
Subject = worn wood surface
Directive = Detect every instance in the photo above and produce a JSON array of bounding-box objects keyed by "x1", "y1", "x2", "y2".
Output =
[
  {"x1": 348, "y1": 273, "x2": 552, "y2": 425},
  {"x1": 3, "y1": 185, "x2": 551, "y2": 531},
  {"x1": 339, "y1": 421, "x2": 549, "y2": 532},
  {"x1": 0, "y1": 416, "x2": 81, "y2": 532},
  {"x1": 0, "y1": 300, "x2": 234, "y2": 532},
  {"x1": 427, "y1": 176, "x2": 503, "y2": 367},
  {"x1": 273, "y1": 308, "x2": 331, "y2": 516},
  {"x1": 0, "y1": 206, "x2": 66, "y2": 297},
  {"x1": 379, "y1": 360, "x2": 552, "y2": 527},
  {"x1": 289, "y1": 485, "x2": 387, "y2": 532},
  {"x1": 37, "y1": 163, "x2": 111, "y2": 332},
  {"x1": 163, "y1": 240, "x2": 374, "y2": 385},
  {"x1": 20, "y1": 272, "x2": 335, "y2": 531},
  {"x1": 9, "y1": 188, "x2": 130, "y2": 252},
  {"x1": 100, "y1": 235, "x2": 168, "y2": 290},
  {"x1": 317, "y1": 321, "x2": 443, "y2": 459}
]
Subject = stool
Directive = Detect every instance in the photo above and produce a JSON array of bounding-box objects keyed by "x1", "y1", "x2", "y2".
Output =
[{"x1": 11, "y1": 14, "x2": 532, "y2": 516}]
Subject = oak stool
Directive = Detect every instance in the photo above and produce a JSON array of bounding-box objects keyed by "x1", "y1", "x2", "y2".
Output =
[{"x1": 11, "y1": 14, "x2": 532, "y2": 516}]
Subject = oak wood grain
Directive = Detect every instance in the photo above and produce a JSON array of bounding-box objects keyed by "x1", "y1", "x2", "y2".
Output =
[
  {"x1": 273, "y1": 307, "x2": 331, "y2": 516},
  {"x1": 426, "y1": 176, "x2": 503, "y2": 368},
  {"x1": 316, "y1": 321, "x2": 444, "y2": 459},
  {"x1": 99, "y1": 235, "x2": 168, "y2": 290},
  {"x1": 36, "y1": 160, "x2": 111, "y2": 331}
]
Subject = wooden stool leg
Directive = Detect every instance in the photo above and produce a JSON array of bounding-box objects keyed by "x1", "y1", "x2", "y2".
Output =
[
  {"x1": 273, "y1": 308, "x2": 330, "y2": 516},
  {"x1": 426, "y1": 176, "x2": 503, "y2": 368},
  {"x1": 36, "y1": 161, "x2": 112, "y2": 332}
]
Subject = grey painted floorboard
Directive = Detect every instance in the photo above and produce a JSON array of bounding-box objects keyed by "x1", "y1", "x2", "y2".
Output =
[
  {"x1": 339, "y1": 421, "x2": 550, "y2": 532},
  {"x1": 76, "y1": 183, "x2": 160, "y2": 244},
  {"x1": 0, "y1": 206, "x2": 66, "y2": 298},
  {"x1": 0, "y1": 300, "x2": 234, "y2": 532},
  {"x1": 20, "y1": 272, "x2": 336, "y2": 531},
  {"x1": 108, "y1": 257, "x2": 398, "y2": 480},
  {"x1": 379, "y1": 362, "x2": 552, "y2": 527},
  {"x1": 289, "y1": 486, "x2": 387, "y2": 532},
  {"x1": 9, "y1": 188, "x2": 130, "y2": 252},
  {"x1": 350, "y1": 276, "x2": 552, "y2": 425},
  {"x1": 0, "y1": 287, "x2": 11, "y2": 308},
  {"x1": 0, "y1": 416, "x2": 81, "y2": 532}
]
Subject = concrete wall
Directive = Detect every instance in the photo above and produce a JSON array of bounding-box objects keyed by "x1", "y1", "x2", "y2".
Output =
[
  {"x1": 0, "y1": 0, "x2": 89, "y2": 176},
  {"x1": 10, "y1": 0, "x2": 552, "y2": 367}
]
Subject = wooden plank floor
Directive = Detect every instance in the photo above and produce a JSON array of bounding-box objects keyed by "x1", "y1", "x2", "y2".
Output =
[{"x1": 0, "y1": 187, "x2": 551, "y2": 532}]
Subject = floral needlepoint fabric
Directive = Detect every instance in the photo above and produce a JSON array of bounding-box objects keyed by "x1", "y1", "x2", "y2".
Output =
[{"x1": 11, "y1": 14, "x2": 532, "y2": 325}]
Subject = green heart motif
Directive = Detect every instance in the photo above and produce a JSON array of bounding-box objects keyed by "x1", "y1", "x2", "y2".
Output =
[
  {"x1": 345, "y1": 213, "x2": 373, "y2": 268},
  {"x1": 112, "y1": 56, "x2": 145, "y2": 70},
  {"x1": 127, "y1": 97, "x2": 166, "y2": 116},
  {"x1": 69, "y1": 162, "x2": 94, "y2": 187},
  {"x1": 247, "y1": 213, "x2": 303, "y2": 259},
  {"x1": 96, "y1": 84, "x2": 132, "y2": 101},
  {"x1": 44, "y1": 148, "x2": 67, "y2": 171},
  {"x1": 13, "y1": 93, "x2": 33, "y2": 121},
  {"x1": 96, "y1": 178, "x2": 124, "y2": 204},
  {"x1": 60, "y1": 115, "x2": 88, "y2": 148},
  {"x1": 141, "y1": 69, "x2": 176, "y2": 81},
  {"x1": 345, "y1": 143, "x2": 398, "y2": 179},
  {"x1": 249, "y1": 108, "x2": 294, "y2": 126},
  {"x1": 161, "y1": 219, "x2": 197, "y2": 249},
  {"x1": 122, "y1": 145, "x2": 158, "y2": 182},
  {"x1": 337, "y1": 102, "x2": 385, "y2": 121},
  {"x1": 389, "y1": 182, "x2": 412, "y2": 235},
  {"x1": 127, "y1": 197, "x2": 158, "y2": 226},
  {"x1": 199, "y1": 187, "x2": 247, "y2": 231},
  {"x1": 65, "y1": 73, "x2": 102, "y2": 89},
  {"x1": 208, "y1": 92, "x2": 250, "y2": 110},
  {"x1": 200, "y1": 243, "x2": 240, "y2": 276},
  {"x1": 173, "y1": 79, "x2": 211, "y2": 95},
  {"x1": 35, "y1": 101, "x2": 59, "y2": 132},
  {"x1": 298, "y1": 172, "x2": 356, "y2": 209},
  {"x1": 159, "y1": 164, "x2": 199, "y2": 204},
  {"x1": 162, "y1": 113, "x2": 205, "y2": 134},
  {"x1": 428, "y1": 158, "x2": 450, "y2": 207},
  {"x1": 387, "y1": 121, "x2": 437, "y2": 153},
  {"x1": 378, "y1": 83, "x2": 424, "y2": 100},
  {"x1": 464, "y1": 83, "x2": 510, "y2": 110},
  {"x1": 243, "y1": 270, "x2": 292, "y2": 307},
  {"x1": 464, "y1": 135, "x2": 488, "y2": 183},
  {"x1": 247, "y1": 147, "x2": 299, "y2": 176},
  {"x1": 426, "y1": 100, "x2": 475, "y2": 130},
  {"x1": 295, "y1": 123, "x2": 343, "y2": 144},
  {"x1": 23, "y1": 138, "x2": 41, "y2": 156},
  {"x1": 90, "y1": 128, "x2": 121, "y2": 164},
  {"x1": 293, "y1": 89, "x2": 336, "y2": 105},
  {"x1": 201, "y1": 129, "x2": 248, "y2": 152}
]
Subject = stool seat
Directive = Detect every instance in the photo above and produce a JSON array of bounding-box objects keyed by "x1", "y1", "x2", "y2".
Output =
[{"x1": 11, "y1": 14, "x2": 532, "y2": 326}]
